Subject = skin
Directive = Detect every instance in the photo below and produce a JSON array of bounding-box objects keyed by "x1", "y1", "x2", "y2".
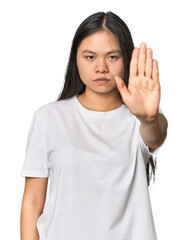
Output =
[
  {"x1": 76, "y1": 30, "x2": 168, "y2": 150},
  {"x1": 115, "y1": 42, "x2": 168, "y2": 149}
]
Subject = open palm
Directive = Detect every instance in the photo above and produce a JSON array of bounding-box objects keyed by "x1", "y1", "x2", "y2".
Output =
[{"x1": 115, "y1": 42, "x2": 160, "y2": 123}]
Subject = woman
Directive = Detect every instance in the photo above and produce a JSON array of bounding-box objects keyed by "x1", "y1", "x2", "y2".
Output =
[{"x1": 20, "y1": 11, "x2": 168, "y2": 240}]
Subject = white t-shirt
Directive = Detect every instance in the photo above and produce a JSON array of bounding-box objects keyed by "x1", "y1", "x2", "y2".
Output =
[{"x1": 20, "y1": 95, "x2": 162, "y2": 240}]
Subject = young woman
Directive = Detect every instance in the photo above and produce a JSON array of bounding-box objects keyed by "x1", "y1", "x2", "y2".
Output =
[{"x1": 20, "y1": 11, "x2": 168, "y2": 240}]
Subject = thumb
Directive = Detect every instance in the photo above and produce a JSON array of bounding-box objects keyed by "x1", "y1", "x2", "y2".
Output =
[{"x1": 114, "y1": 76, "x2": 129, "y2": 96}]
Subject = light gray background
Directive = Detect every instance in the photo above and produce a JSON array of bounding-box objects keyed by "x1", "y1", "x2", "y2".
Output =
[{"x1": 0, "y1": 0, "x2": 187, "y2": 239}]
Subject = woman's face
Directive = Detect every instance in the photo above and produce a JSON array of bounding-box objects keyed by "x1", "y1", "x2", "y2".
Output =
[{"x1": 76, "y1": 30, "x2": 125, "y2": 95}]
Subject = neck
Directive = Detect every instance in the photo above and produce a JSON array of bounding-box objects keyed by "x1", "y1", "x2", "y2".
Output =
[{"x1": 77, "y1": 88, "x2": 124, "y2": 112}]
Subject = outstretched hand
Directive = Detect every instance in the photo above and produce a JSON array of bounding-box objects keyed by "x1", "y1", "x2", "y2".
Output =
[{"x1": 115, "y1": 42, "x2": 161, "y2": 123}]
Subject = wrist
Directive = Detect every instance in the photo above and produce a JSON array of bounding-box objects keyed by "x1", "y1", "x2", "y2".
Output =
[{"x1": 139, "y1": 112, "x2": 160, "y2": 126}]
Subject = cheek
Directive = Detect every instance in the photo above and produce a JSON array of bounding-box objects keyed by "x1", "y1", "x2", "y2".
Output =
[
  {"x1": 111, "y1": 62, "x2": 124, "y2": 75},
  {"x1": 77, "y1": 59, "x2": 92, "y2": 82},
  {"x1": 118, "y1": 61, "x2": 125, "y2": 77},
  {"x1": 77, "y1": 59, "x2": 89, "y2": 74}
]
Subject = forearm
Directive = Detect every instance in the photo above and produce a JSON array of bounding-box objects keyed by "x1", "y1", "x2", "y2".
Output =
[
  {"x1": 139, "y1": 113, "x2": 168, "y2": 149},
  {"x1": 20, "y1": 200, "x2": 42, "y2": 240}
]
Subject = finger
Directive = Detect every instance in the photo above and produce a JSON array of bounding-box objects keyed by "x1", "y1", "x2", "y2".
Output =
[
  {"x1": 115, "y1": 76, "x2": 130, "y2": 103},
  {"x1": 115, "y1": 76, "x2": 130, "y2": 95},
  {"x1": 129, "y1": 48, "x2": 139, "y2": 77},
  {"x1": 152, "y1": 59, "x2": 159, "y2": 82},
  {"x1": 145, "y1": 48, "x2": 153, "y2": 78},
  {"x1": 138, "y1": 42, "x2": 146, "y2": 76}
]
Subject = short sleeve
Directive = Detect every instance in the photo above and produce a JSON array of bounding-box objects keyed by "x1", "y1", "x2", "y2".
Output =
[{"x1": 20, "y1": 111, "x2": 50, "y2": 178}]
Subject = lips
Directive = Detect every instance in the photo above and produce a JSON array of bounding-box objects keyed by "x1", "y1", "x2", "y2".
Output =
[{"x1": 94, "y1": 78, "x2": 110, "y2": 81}]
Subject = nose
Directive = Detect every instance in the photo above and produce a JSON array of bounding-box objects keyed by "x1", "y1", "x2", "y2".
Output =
[{"x1": 95, "y1": 58, "x2": 109, "y2": 73}]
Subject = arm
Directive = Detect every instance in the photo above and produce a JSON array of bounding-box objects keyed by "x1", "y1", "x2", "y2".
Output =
[
  {"x1": 140, "y1": 112, "x2": 168, "y2": 150},
  {"x1": 20, "y1": 177, "x2": 48, "y2": 240},
  {"x1": 115, "y1": 42, "x2": 168, "y2": 150}
]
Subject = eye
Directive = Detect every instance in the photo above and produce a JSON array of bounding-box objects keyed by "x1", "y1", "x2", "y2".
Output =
[
  {"x1": 109, "y1": 56, "x2": 118, "y2": 60},
  {"x1": 86, "y1": 56, "x2": 94, "y2": 60}
]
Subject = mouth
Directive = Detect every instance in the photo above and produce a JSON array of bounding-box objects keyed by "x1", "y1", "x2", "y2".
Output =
[{"x1": 93, "y1": 78, "x2": 110, "y2": 83}]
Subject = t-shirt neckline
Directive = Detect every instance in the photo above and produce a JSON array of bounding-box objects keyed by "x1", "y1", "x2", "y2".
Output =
[{"x1": 73, "y1": 95, "x2": 126, "y2": 118}]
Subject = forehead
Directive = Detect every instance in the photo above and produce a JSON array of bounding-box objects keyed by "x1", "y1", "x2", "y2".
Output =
[{"x1": 78, "y1": 30, "x2": 121, "y2": 52}]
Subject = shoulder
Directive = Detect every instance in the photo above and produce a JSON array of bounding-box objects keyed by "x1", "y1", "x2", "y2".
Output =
[{"x1": 34, "y1": 97, "x2": 74, "y2": 121}]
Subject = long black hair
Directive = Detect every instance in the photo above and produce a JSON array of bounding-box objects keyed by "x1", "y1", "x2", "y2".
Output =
[
  {"x1": 56, "y1": 11, "x2": 134, "y2": 100},
  {"x1": 56, "y1": 11, "x2": 156, "y2": 186}
]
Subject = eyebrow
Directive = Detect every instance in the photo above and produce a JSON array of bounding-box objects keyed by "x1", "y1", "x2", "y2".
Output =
[{"x1": 82, "y1": 49, "x2": 122, "y2": 54}]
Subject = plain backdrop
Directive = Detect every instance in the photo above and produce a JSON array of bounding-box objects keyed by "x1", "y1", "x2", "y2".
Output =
[{"x1": 0, "y1": 0, "x2": 187, "y2": 239}]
